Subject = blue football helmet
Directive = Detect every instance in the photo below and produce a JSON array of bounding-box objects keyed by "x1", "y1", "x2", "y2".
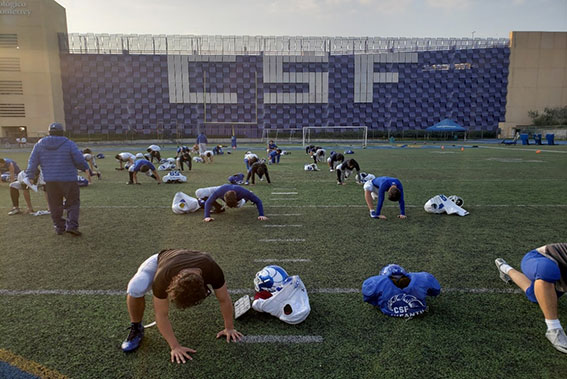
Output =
[
  {"x1": 379, "y1": 264, "x2": 407, "y2": 277},
  {"x1": 254, "y1": 265, "x2": 289, "y2": 292}
]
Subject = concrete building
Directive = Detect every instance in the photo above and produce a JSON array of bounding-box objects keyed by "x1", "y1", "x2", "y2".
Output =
[{"x1": 0, "y1": 0, "x2": 66, "y2": 140}]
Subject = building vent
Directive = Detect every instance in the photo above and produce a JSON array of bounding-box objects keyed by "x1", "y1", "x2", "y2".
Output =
[
  {"x1": 0, "y1": 57, "x2": 20, "y2": 71},
  {"x1": 0, "y1": 34, "x2": 19, "y2": 49},
  {"x1": 0, "y1": 104, "x2": 25, "y2": 117},
  {"x1": 0, "y1": 81, "x2": 23, "y2": 95}
]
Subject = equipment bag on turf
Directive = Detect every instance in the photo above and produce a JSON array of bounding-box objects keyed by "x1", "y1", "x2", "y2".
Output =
[{"x1": 172, "y1": 192, "x2": 200, "y2": 214}]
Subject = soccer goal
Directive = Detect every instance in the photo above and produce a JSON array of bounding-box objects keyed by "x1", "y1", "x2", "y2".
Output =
[
  {"x1": 261, "y1": 128, "x2": 302, "y2": 143},
  {"x1": 302, "y1": 126, "x2": 368, "y2": 148}
]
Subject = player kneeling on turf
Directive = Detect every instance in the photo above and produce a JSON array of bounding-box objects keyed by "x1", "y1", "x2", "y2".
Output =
[
  {"x1": 121, "y1": 249, "x2": 243, "y2": 363},
  {"x1": 362, "y1": 264, "x2": 441, "y2": 318},
  {"x1": 251, "y1": 265, "x2": 311, "y2": 324}
]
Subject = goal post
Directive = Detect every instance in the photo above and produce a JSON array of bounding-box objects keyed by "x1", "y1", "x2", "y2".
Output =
[
  {"x1": 302, "y1": 126, "x2": 368, "y2": 148},
  {"x1": 261, "y1": 128, "x2": 302, "y2": 143}
]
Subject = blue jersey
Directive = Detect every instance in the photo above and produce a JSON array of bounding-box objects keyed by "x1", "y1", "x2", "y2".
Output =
[
  {"x1": 204, "y1": 184, "x2": 264, "y2": 218},
  {"x1": 370, "y1": 176, "x2": 405, "y2": 216},
  {"x1": 0, "y1": 158, "x2": 20, "y2": 174},
  {"x1": 131, "y1": 159, "x2": 155, "y2": 172},
  {"x1": 362, "y1": 272, "x2": 440, "y2": 317},
  {"x1": 228, "y1": 173, "x2": 245, "y2": 185}
]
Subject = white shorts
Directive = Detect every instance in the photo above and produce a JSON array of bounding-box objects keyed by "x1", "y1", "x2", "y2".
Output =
[
  {"x1": 126, "y1": 254, "x2": 159, "y2": 298},
  {"x1": 195, "y1": 186, "x2": 220, "y2": 200}
]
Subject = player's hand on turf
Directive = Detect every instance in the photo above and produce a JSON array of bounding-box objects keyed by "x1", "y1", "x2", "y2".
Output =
[
  {"x1": 378, "y1": 215, "x2": 387, "y2": 220},
  {"x1": 258, "y1": 216, "x2": 268, "y2": 221},
  {"x1": 216, "y1": 328, "x2": 243, "y2": 343},
  {"x1": 170, "y1": 345, "x2": 196, "y2": 364},
  {"x1": 204, "y1": 217, "x2": 214, "y2": 222},
  {"x1": 397, "y1": 215, "x2": 407, "y2": 219}
]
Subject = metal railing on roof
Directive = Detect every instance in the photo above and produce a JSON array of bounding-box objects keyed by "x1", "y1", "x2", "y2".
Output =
[{"x1": 58, "y1": 33, "x2": 510, "y2": 55}]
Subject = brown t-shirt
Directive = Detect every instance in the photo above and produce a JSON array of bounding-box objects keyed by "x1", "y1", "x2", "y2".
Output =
[
  {"x1": 541, "y1": 243, "x2": 567, "y2": 293},
  {"x1": 152, "y1": 249, "x2": 225, "y2": 299}
]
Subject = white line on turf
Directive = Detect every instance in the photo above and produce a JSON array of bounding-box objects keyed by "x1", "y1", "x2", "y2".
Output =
[
  {"x1": 0, "y1": 288, "x2": 524, "y2": 296},
  {"x1": 269, "y1": 198, "x2": 298, "y2": 201},
  {"x1": 258, "y1": 238, "x2": 306, "y2": 242},
  {"x1": 271, "y1": 192, "x2": 299, "y2": 195},
  {"x1": 253, "y1": 259, "x2": 311, "y2": 263},
  {"x1": 239, "y1": 335, "x2": 323, "y2": 343},
  {"x1": 263, "y1": 224, "x2": 303, "y2": 228}
]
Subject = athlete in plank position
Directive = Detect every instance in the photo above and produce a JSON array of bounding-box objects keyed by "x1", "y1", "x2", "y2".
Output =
[
  {"x1": 335, "y1": 159, "x2": 360, "y2": 185},
  {"x1": 363, "y1": 176, "x2": 406, "y2": 219},
  {"x1": 327, "y1": 151, "x2": 344, "y2": 171},
  {"x1": 203, "y1": 184, "x2": 268, "y2": 222},
  {"x1": 496, "y1": 243, "x2": 567, "y2": 353},
  {"x1": 115, "y1": 152, "x2": 135, "y2": 170},
  {"x1": 245, "y1": 161, "x2": 271, "y2": 185},
  {"x1": 121, "y1": 249, "x2": 243, "y2": 362}
]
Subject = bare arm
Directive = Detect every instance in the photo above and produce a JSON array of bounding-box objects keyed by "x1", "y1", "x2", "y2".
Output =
[
  {"x1": 364, "y1": 190, "x2": 374, "y2": 211},
  {"x1": 153, "y1": 296, "x2": 196, "y2": 363},
  {"x1": 213, "y1": 284, "x2": 243, "y2": 342}
]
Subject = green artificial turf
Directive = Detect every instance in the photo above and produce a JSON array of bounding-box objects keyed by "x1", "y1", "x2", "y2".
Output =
[{"x1": 1, "y1": 142, "x2": 567, "y2": 378}]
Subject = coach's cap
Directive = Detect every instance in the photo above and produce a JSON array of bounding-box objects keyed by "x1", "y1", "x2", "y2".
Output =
[{"x1": 48, "y1": 122, "x2": 64, "y2": 135}]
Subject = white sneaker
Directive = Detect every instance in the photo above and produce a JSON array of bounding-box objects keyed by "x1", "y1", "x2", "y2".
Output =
[
  {"x1": 495, "y1": 258, "x2": 511, "y2": 284},
  {"x1": 546, "y1": 328, "x2": 567, "y2": 353}
]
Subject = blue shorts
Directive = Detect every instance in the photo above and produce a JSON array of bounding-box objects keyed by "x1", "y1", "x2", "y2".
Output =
[{"x1": 520, "y1": 250, "x2": 562, "y2": 303}]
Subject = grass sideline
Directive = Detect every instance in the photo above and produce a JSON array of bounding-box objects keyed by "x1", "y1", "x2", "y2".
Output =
[{"x1": 1, "y1": 142, "x2": 567, "y2": 378}]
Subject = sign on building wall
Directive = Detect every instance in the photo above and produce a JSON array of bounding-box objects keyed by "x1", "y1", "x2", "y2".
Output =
[{"x1": 0, "y1": 1, "x2": 32, "y2": 15}]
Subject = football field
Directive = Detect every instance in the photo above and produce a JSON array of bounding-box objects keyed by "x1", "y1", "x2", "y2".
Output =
[{"x1": 1, "y1": 142, "x2": 567, "y2": 378}]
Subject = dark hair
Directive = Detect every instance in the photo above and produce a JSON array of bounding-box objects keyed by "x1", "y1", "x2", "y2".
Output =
[
  {"x1": 140, "y1": 165, "x2": 150, "y2": 173},
  {"x1": 257, "y1": 166, "x2": 265, "y2": 176},
  {"x1": 114, "y1": 154, "x2": 120, "y2": 160},
  {"x1": 224, "y1": 190, "x2": 238, "y2": 207},
  {"x1": 388, "y1": 186, "x2": 401, "y2": 202},
  {"x1": 166, "y1": 272, "x2": 209, "y2": 309}
]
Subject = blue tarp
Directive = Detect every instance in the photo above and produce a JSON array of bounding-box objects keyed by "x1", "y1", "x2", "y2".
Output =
[{"x1": 426, "y1": 119, "x2": 466, "y2": 132}]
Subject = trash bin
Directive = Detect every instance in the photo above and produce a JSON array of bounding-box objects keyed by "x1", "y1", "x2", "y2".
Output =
[
  {"x1": 546, "y1": 134, "x2": 555, "y2": 145},
  {"x1": 520, "y1": 133, "x2": 530, "y2": 145},
  {"x1": 534, "y1": 134, "x2": 542, "y2": 145}
]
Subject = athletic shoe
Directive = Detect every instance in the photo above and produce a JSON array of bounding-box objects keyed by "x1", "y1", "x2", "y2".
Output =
[
  {"x1": 8, "y1": 208, "x2": 21, "y2": 215},
  {"x1": 369, "y1": 210, "x2": 379, "y2": 219},
  {"x1": 66, "y1": 229, "x2": 82, "y2": 236},
  {"x1": 495, "y1": 258, "x2": 511, "y2": 284},
  {"x1": 545, "y1": 328, "x2": 567, "y2": 353},
  {"x1": 121, "y1": 323, "x2": 145, "y2": 352},
  {"x1": 96, "y1": 172, "x2": 101, "y2": 179}
]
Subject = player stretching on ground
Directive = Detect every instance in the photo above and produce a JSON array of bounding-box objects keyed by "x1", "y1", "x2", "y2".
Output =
[
  {"x1": 203, "y1": 184, "x2": 268, "y2": 222},
  {"x1": 496, "y1": 243, "x2": 567, "y2": 353},
  {"x1": 363, "y1": 176, "x2": 406, "y2": 219},
  {"x1": 121, "y1": 249, "x2": 243, "y2": 363}
]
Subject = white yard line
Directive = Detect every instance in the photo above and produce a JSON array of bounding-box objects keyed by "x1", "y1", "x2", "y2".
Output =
[
  {"x1": 0, "y1": 287, "x2": 523, "y2": 296},
  {"x1": 239, "y1": 335, "x2": 323, "y2": 343},
  {"x1": 269, "y1": 198, "x2": 298, "y2": 201},
  {"x1": 271, "y1": 192, "x2": 299, "y2": 195}
]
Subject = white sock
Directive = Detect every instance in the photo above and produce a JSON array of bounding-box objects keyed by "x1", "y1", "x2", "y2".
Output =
[
  {"x1": 545, "y1": 319, "x2": 563, "y2": 331},
  {"x1": 500, "y1": 264, "x2": 513, "y2": 275}
]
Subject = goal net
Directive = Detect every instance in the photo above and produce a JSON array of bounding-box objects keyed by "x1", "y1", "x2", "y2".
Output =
[
  {"x1": 261, "y1": 128, "x2": 302, "y2": 143},
  {"x1": 302, "y1": 126, "x2": 368, "y2": 148}
]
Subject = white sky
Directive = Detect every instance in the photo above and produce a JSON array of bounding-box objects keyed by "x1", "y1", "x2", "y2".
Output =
[{"x1": 55, "y1": 0, "x2": 567, "y2": 38}]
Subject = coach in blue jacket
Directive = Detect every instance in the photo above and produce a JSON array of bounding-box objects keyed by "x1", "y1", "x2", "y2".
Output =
[{"x1": 26, "y1": 122, "x2": 89, "y2": 236}]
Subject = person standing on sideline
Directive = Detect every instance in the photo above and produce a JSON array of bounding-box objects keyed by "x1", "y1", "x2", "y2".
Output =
[
  {"x1": 495, "y1": 243, "x2": 567, "y2": 353},
  {"x1": 196, "y1": 132, "x2": 208, "y2": 156},
  {"x1": 26, "y1": 122, "x2": 90, "y2": 236}
]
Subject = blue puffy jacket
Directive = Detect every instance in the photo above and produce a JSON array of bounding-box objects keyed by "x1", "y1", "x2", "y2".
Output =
[{"x1": 26, "y1": 136, "x2": 89, "y2": 182}]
